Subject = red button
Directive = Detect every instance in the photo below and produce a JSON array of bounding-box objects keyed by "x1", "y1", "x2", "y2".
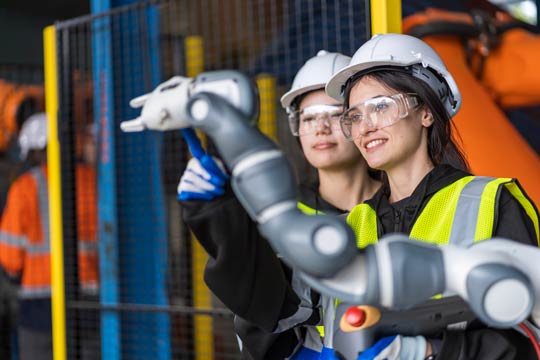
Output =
[{"x1": 344, "y1": 306, "x2": 366, "y2": 327}]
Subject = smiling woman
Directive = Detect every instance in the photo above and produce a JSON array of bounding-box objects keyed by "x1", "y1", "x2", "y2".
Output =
[{"x1": 325, "y1": 33, "x2": 540, "y2": 360}]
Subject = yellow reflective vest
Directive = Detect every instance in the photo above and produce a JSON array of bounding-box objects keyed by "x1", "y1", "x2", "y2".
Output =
[{"x1": 348, "y1": 175, "x2": 539, "y2": 248}]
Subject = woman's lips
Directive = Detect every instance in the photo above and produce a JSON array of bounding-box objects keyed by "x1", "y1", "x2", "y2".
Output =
[{"x1": 313, "y1": 142, "x2": 336, "y2": 150}]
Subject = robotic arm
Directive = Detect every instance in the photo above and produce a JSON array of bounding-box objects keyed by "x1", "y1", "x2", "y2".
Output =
[
  {"x1": 121, "y1": 71, "x2": 358, "y2": 277},
  {"x1": 120, "y1": 71, "x2": 540, "y2": 357}
]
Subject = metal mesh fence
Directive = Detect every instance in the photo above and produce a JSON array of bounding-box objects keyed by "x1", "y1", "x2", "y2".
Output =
[{"x1": 55, "y1": 1, "x2": 368, "y2": 359}]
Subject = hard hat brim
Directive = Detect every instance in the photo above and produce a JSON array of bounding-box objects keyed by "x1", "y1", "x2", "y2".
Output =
[
  {"x1": 326, "y1": 59, "x2": 460, "y2": 115},
  {"x1": 326, "y1": 60, "x2": 417, "y2": 102},
  {"x1": 280, "y1": 83, "x2": 326, "y2": 109}
]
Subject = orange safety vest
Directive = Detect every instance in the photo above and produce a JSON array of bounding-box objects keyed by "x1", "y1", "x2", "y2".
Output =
[{"x1": 0, "y1": 164, "x2": 98, "y2": 298}]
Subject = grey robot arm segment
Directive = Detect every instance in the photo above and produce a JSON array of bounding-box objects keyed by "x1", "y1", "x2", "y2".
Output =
[
  {"x1": 185, "y1": 91, "x2": 357, "y2": 277},
  {"x1": 299, "y1": 235, "x2": 447, "y2": 307}
]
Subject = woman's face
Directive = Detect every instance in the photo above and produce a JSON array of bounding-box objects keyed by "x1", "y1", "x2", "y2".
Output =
[
  {"x1": 297, "y1": 90, "x2": 364, "y2": 171},
  {"x1": 347, "y1": 76, "x2": 433, "y2": 171}
]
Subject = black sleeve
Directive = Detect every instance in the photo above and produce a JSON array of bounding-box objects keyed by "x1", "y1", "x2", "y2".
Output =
[
  {"x1": 493, "y1": 186, "x2": 538, "y2": 246},
  {"x1": 436, "y1": 187, "x2": 538, "y2": 359},
  {"x1": 234, "y1": 316, "x2": 301, "y2": 360},
  {"x1": 438, "y1": 328, "x2": 536, "y2": 360},
  {"x1": 181, "y1": 186, "x2": 301, "y2": 332}
]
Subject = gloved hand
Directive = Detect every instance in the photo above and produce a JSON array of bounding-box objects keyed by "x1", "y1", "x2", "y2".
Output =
[
  {"x1": 120, "y1": 76, "x2": 193, "y2": 132},
  {"x1": 357, "y1": 335, "x2": 428, "y2": 360},
  {"x1": 178, "y1": 157, "x2": 228, "y2": 201}
]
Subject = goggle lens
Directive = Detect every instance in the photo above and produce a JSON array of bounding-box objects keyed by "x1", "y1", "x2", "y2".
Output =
[
  {"x1": 288, "y1": 104, "x2": 343, "y2": 136},
  {"x1": 340, "y1": 94, "x2": 419, "y2": 140}
]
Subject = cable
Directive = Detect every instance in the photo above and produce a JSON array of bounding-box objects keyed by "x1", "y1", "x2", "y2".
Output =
[{"x1": 518, "y1": 322, "x2": 540, "y2": 360}]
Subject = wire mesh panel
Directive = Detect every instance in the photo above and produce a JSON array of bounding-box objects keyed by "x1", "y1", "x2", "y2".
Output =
[{"x1": 54, "y1": 0, "x2": 368, "y2": 359}]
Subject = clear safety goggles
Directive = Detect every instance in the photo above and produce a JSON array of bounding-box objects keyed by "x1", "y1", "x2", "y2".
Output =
[
  {"x1": 340, "y1": 93, "x2": 420, "y2": 140},
  {"x1": 288, "y1": 104, "x2": 343, "y2": 136}
]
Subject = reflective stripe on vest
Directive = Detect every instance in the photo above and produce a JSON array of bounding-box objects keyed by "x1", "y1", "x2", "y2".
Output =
[
  {"x1": 25, "y1": 169, "x2": 50, "y2": 297},
  {"x1": 275, "y1": 268, "x2": 318, "y2": 333},
  {"x1": 32, "y1": 168, "x2": 50, "y2": 250},
  {"x1": 348, "y1": 176, "x2": 540, "y2": 247},
  {"x1": 296, "y1": 202, "x2": 327, "y2": 340},
  {"x1": 19, "y1": 285, "x2": 52, "y2": 299}
]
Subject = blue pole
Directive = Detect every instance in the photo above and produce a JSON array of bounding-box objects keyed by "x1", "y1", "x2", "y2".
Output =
[
  {"x1": 91, "y1": 0, "x2": 170, "y2": 359},
  {"x1": 91, "y1": 0, "x2": 121, "y2": 359}
]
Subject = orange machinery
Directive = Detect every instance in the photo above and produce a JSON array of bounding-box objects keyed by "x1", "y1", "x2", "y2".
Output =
[{"x1": 404, "y1": 9, "x2": 540, "y2": 203}]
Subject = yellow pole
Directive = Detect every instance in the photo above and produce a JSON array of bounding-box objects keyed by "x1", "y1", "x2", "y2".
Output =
[
  {"x1": 370, "y1": 0, "x2": 402, "y2": 35},
  {"x1": 185, "y1": 35, "x2": 214, "y2": 360},
  {"x1": 185, "y1": 36, "x2": 204, "y2": 78},
  {"x1": 256, "y1": 74, "x2": 278, "y2": 142},
  {"x1": 44, "y1": 25, "x2": 67, "y2": 360}
]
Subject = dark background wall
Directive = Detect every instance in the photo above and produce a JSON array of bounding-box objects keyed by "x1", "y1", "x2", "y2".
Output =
[{"x1": 0, "y1": 2, "x2": 89, "y2": 65}]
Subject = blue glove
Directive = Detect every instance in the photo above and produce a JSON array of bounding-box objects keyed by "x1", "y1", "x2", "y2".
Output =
[
  {"x1": 181, "y1": 128, "x2": 228, "y2": 183},
  {"x1": 357, "y1": 335, "x2": 428, "y2": 360},
  {"x1": 178, "y1": 128, "x2": 229, "y2": 201},
  {"x1": 177, "y1": 156, "x2": 228, "y2": 201}
]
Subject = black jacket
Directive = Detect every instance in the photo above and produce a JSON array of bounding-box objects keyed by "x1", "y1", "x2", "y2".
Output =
[
  {"x1": 183, "y1": 183, "x2": 344, "y2": 359},
  {"x1": 182, "y1": 165, "x2": 539, "y2": 359},
  {"x1": 182, "y1": 182, "x2": 342, "y2": 327}
]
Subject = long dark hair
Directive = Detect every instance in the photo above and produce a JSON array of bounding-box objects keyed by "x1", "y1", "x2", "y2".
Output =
[{"x1": 343, "y1": 69, "x2": 470, "y2": 171}]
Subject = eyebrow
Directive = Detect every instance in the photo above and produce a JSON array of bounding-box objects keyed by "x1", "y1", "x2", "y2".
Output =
[{"x1": 349, "y1": 94, "x2": 391, "y2": 107}]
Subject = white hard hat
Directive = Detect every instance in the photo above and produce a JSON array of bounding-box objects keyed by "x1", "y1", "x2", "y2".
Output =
[
  {"x1": 18, "y1": 112, "x2": 48, "y2": 160},
  {"x1": 280, "y1": 50, "x2": 351, "y2": 110},
  {"x1": 326, "y1": 33, "x2": 461, "y2": 117}
]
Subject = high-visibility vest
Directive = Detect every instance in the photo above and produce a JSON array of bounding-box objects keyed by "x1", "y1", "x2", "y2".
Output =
[
  {"x1": 284, "y1": 176, "x2": 540, "y2": 354},
  {"x1": 0, "y1": 164, "x2": 98, "y2": 299},
  {"x1": 348, "y1": 176, "x2": 540, "y2": 248}
]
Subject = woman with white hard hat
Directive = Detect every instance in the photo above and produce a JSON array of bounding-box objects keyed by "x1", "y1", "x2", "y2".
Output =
[
  {"x1": 280, "y1": 50, "x2": 380, "y2": 213},
  {"x1": 327, "y1": 33, "x2": 539, "y2": 360},
  {"x1": 178, "y1": 50, "x2": 380, "y2": 359}
]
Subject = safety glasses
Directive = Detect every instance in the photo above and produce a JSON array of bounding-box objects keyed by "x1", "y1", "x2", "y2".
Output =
[
  {"x1": 340, "y1": 93, "x2": 420, "y2": 140},
  {"x1": 288, "y1": 104, "x2": 343, "y2": 136}
]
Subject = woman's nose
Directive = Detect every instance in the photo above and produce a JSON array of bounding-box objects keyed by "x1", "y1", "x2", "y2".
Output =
[
  {"x1": 315, "y1": 116, "x2": 331, "y2": 134},
  {"x1": 356, "y1": 119, "x2": 375, "y2": 137}
]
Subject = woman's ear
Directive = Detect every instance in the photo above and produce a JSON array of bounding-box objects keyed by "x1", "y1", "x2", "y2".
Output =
[{"x1": 421, "y1": 109, "x2": 434, "y2": 128}]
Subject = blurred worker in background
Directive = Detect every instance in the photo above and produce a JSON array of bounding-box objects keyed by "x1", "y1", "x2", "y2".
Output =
[
  {"x1": 0, "y1": 113, "x2": 99, "y2": 360},
  {"x1": 178, "y1": 51, "x2": 381, "y2": 359},
  {"x1": 0, "y1": 108, "x2": 46, "y2": 360}
]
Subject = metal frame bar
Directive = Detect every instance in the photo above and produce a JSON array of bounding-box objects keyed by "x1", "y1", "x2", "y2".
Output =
[
  {"x1": 370, "y1": 0, "x2": 402, "y2": 34},
  {"x1": 44, "y1": 24, "x2": 67, "y2": 360}
]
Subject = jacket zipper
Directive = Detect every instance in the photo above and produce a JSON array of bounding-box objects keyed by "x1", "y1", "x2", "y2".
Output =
[{"x1": 393, "y1": 210, "x2": 401, "y2": 233}]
